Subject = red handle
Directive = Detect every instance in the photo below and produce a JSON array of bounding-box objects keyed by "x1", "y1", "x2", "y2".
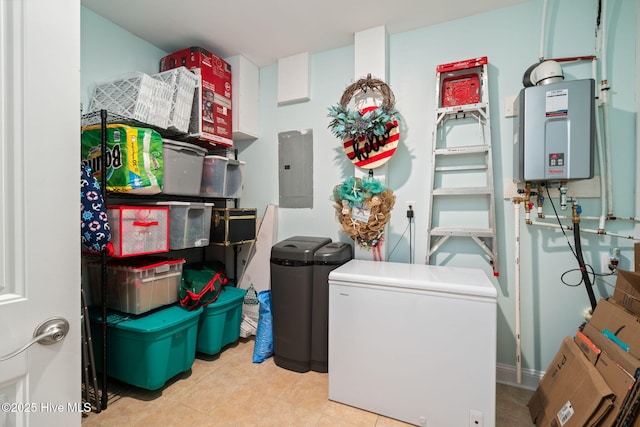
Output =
[{"x1": 133, "y1": 221, "x2": 159, "y2": 227}]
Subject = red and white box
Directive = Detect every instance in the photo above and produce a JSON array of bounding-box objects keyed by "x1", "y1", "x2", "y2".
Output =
[
  {"x1": 107, "y1": 205, "x2": 169, "y2": 257},
  {"x1": 160, "y1": 47, "x2": 232, "y2": 147}
]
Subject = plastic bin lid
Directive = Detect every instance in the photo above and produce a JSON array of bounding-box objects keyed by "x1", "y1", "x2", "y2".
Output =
[
  {"x1": 94, "y1": 305, "x2": 203, "y2": 332},
  {"x1": 206, "y1": 286, "x2": 247, "y2": 307},
  {"x1": 271, "y1": 236, "x2": 332, "y2": 262},
  {"x1": 143, "y1": 201, "x2": 214, "y2": 208},
  {"x1": 203, "y1": 155, "x2": 229, "y2": 161},
  {"x1": 162, "y1": 139, "x2": 208, "y2": 156},
  {"x1": 94, "y1": 256, "x2": 185, "y2": 271},
  {"x1": 314, "y1": 242, "x2": 353, "y2": 263}
]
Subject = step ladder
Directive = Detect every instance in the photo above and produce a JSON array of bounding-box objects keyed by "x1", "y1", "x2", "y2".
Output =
[{"x1": 426, "y1": 56, "x2": 499, "y2": 276}]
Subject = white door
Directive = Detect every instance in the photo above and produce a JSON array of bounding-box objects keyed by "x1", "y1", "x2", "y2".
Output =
[{"x1": 0, "y1": 0, "x2": 81, "y2": 426}]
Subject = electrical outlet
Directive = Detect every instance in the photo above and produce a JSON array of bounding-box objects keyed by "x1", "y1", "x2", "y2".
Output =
[
  {"x1": 504, "y1": 95, "x2": 517, "y2": 117},
  {"x1": 470, "y1": 409, "x2": 483, "y2": 427},
  {"x1": 405, "y1": 201, "x2": 415, "y2": 219}
]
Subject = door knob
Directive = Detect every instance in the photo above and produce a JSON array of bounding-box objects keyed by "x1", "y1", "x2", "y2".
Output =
[{"x1": 0, "y1": 317, "x2": 69, "y2": 361}]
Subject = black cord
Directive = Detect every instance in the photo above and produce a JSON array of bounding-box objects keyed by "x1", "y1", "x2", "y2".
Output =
[
  {"x1": 561, "y1": 264, "x2": 615, "y2": 287},
  {"x1": 545, "y1": 185, "x2": 598, "y2": 309},
  {"x1": 408, "y1": 213, "x2": 413, "y2": 264},
  {"x1": 388, "y1": 222, "x2": 410, "y2": 260}
]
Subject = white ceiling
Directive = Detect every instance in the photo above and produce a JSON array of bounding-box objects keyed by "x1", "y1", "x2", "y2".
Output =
[{"x1": 81, "y1": 0, "x2": 526, "y2": 68}]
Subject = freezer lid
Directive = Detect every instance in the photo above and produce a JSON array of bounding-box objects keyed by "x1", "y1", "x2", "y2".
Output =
[{"x1": 328, "y1": 259, "x2": 497, "y2": 299}]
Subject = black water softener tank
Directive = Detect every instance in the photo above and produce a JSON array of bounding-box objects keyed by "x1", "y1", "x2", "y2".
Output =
[
  {"x1": 311, "y1": 242, "x2": 353, "y2": 372},
  {"x1": 270, "y1": 236, "x2": 331, "y2": 372}
]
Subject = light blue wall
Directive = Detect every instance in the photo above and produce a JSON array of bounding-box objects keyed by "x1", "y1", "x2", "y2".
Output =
[
  {"x1": 81, "y1": 7, "x2": 167, "y2": 112},
  {"x1": 82, "y1": 0, "x2": 638, "y2": 379},
  {"x1": 236, "y1": 0, "x2": 638, "y2": 378}
]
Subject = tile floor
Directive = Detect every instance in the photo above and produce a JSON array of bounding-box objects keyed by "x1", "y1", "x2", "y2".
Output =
[{"x1": 81, "y1": 338, "x2": 535, "y2": 426}]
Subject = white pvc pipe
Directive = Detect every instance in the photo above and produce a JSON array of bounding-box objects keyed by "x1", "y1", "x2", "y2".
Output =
[
  {"x1": 529, "y1": 221, "x2": 572, "y2": 231},
  {"x1": 514, "y1": 202, "x2": 522, "y2": 384},
  {"x1": 600, "y1": 0, "x2": 614, "y2": 216},
  {"x1": 593, "y1": 57, "x2": 607, "y2": 231},
  {"x1": 539, "y1": 0, "x2": 548, "y2": 60},
  {"x1": 528, "y1": 220, "x2": 637, "y2": 239},
  {"x1": 601, "y1": 0, "x2": 608, "y2": 83},
  {"x1": 603, "y1": 98, "x2": 613, "y2": 216},
  {"x1": 537, "y1": 215, "x2": 603, "y2": 221}
]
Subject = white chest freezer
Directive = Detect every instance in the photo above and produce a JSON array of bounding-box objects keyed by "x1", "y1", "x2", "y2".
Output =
[{"x1": 328, "y1": 260, "x2": 497, "y2": 427}]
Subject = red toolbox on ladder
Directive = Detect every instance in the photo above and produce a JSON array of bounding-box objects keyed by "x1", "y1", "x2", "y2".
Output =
[{"x1": 437, "y1": 56, "x2": 487, "y2": 108}]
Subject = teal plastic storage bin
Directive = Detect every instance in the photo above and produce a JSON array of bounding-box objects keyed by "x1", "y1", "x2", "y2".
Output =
[
  {"x1": 196, "y1": 286, "x2": 247, "y2": 355},
  {"x1": 90, "y1": 304, "x2": 202, "y2": 390}
]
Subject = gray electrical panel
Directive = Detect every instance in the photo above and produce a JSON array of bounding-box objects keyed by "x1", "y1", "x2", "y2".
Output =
[
  {"x1": 278, "y1": 129, "x2": 313, "y2": 208},
  {"x1": 515, "y1": 79, "x2": 595, "y2": 182}
]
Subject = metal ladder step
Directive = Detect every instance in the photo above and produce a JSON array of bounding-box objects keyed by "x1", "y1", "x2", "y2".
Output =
[
  {"x1": 430, "y1": 227, "x2": 495, "y2": 237},
  {"x1": 432, "y1": 187, "x2": 493, "y2": 196},
  {"x1": 434, "y1": 145, "x2": 489, "y2": 155},
  {"x1": 434, "y1": 164, "x2": 488, "y2": 172},
  {"x1": 436, "y1": 102, "x2": 488, "y2": 115}
]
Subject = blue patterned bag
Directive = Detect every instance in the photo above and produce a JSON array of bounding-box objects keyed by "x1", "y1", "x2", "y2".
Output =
[
  {"x1": 81, "y1": 165, "x2": 111, "y2": 252},
  {"x1": 253, "y1": 290, "x2": 274, "y2": 363}
]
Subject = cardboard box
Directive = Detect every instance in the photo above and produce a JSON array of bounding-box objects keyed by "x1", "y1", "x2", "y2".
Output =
[
  {"x1": 613, "y1": 270, "x2": 640, "y2": 317},
  {"x1": 160, "y1": 47, "x2": 232, "y2": 147},
  {"x1": 582, "y1": 323, "x2": 640, "y2": 381},
  {"x1": 528, "y1": 337, "x2": 614, "y2": 426},
  {"x1": 582, "y1": 322, "x2": 640, "y2": 427},
  {"x1": 589, "y1": 298, "x2": 640, "y2": 359},
  {"x1": 575, "y1": 330, "x2": 601, "y2": 364},
  {"x1": 596, "y1": 351, "x2": 636, "y2": 426}
]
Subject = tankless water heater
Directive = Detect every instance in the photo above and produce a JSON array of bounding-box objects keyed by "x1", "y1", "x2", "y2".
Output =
[{"x1": 516, "y1": 79, "x2": 595, "y2": 182}]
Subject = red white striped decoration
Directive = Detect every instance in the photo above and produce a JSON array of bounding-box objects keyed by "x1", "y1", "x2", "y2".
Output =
[{"x1": 342, "y1": 106, "x2": 399, "y2": 169}]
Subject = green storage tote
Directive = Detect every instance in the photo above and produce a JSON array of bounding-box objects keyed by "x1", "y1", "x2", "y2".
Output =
[
  {"x1": 196, "y1": 286, "x2": 247, "y2": 355},
  {"x1": 90, "y1": 304, "x2": 202, "y2": 390}
]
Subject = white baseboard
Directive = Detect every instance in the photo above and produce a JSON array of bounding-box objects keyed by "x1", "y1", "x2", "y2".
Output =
[{"x1": 496, "y1": 363, "x2": 543, "y2": 391}]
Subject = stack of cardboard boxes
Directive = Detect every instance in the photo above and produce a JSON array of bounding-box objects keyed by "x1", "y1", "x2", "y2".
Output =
[
  {"x1": 529, "y1": 244, "x2": 640, "y2": 426},
  {"x1": 160, "y1": 46, "x2": 233, "y2": 147}
]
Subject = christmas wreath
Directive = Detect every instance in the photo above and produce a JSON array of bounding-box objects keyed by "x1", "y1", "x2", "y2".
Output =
[
  {"x1": 332, "y1": 176, "x2": 396, "y2": 249},
  {"x1": 327, "y1": 75, "x2": 400, "y2": 169},
  {"x1": 327, "y1": 103, "x2": 398, "y2": 142}
]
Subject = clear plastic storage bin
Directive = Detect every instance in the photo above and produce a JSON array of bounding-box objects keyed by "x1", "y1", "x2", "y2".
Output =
[
  {"x1": 225, "y1": 159, "x2": 245, "y2": 199},
  {"x1": 152, "y1": 201, "x2": 214, "y2": 249},
  {"x1": 86, "y1": 257, "x2": 185, "y2": 315},
  {"x1": 162, "y1": 139, "x2": 207, "y2": 196},
  {"x1": 200, "y1": 155, "x2": 228, "y2": 197}
]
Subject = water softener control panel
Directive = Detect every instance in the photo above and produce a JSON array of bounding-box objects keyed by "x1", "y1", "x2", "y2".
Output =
[{"x1": 516, "y1": 78, "x2": 595, "y2": 182}]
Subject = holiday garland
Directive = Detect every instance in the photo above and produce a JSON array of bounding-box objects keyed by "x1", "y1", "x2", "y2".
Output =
[{"x1": 332, "y1": 176, "x2": 396, "y2": 248}]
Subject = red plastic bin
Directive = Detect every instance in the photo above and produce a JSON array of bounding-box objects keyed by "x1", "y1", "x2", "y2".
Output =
[{"x1": 107, "y1": 205, "x2": 169, "y2": 257}]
